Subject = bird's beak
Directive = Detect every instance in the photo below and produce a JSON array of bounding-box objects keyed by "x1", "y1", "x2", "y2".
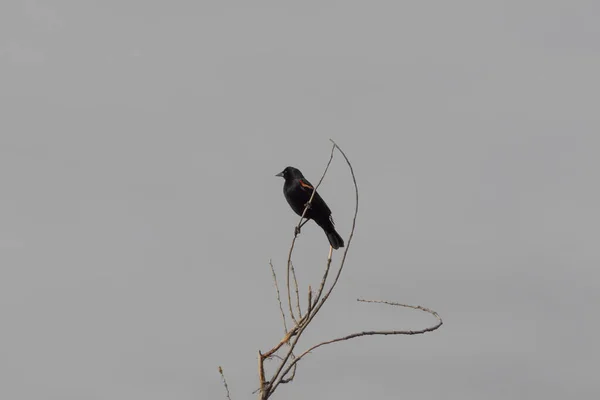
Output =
[{"x1": 275, "y1": 171, "x2": 284, "y2": 177}]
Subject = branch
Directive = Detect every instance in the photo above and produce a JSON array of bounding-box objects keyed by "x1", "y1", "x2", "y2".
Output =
[
  {"x1": 277, "y1": 299, "x2": 443, "y2": 379},
  {"x1": 218, "y1": 366, "x2": 232, "y2": 400},
  {"x1": 268, "y1": 260, "x2": 288, "y2": 334},
  {"x1": 290, "y1": 261, "x2": 302, "y2": 319}
]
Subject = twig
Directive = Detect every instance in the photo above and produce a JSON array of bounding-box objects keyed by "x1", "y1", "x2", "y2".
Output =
[
  {"x1": 261, "y1": 325, "x2": 299, "y2": 359},
  {"x1": 276, "y1": 299, "x2": 443, "y2": 381},
  {"x1": 269, "y1": 260, "x2": 288, "y2": 334},
  {"x1": 318, "y1": 139, "x2": 359, "y2": 302},
  {"x1": 290, "y1": 261, "x2": 302, "y2": 319},
  {"x1": 218, "y1": 366, "x2": 232, "y2": 400},
  {"x1": 311, "y1": 249, "x2": 333, "y2": 308},
  {"x1": 307, "y1": 286, "x2": 312, "y2": 316},
  {"x1": 304, "y1": 139, "x2": 359, "y2": 321}
]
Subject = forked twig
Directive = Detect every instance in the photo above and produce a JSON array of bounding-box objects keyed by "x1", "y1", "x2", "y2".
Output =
[{"x1": 276, "y1": 299, "x2": 443, "y2": 380}]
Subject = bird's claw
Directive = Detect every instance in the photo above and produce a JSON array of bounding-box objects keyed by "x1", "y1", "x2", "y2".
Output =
[{"x1": 294, "y1": 226, "x2": 301, "y2": 236}]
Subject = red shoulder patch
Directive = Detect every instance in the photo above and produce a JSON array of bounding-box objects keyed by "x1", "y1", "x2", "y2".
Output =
[{"x1": 299, "y1": 179, "x2": 314, "y2": 190}]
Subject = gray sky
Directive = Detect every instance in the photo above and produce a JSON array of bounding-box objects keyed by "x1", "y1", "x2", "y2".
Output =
[{"x1": 1, "y1": 1, "x2": 599, "y2": 399}]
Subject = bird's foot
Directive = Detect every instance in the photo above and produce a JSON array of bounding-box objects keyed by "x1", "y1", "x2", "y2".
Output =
[
  {"x1": 303, "y1": 202, "x2": 312, "y2": 210},
  {"x1": 294, "y1": 226, "x2": 301, "y2": 236}
]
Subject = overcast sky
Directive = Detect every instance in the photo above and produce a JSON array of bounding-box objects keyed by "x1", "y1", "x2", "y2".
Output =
[{"x1": 1, "y1": 1, "x2": 599, "y2": 399}]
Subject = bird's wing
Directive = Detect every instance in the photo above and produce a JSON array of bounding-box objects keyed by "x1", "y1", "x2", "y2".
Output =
[
  {"x1": 298, "y1": 179, "x2": 333, "y2": 217},
  {"x1": 298, "y1": 179, "x2": 314, "y2": 190}
]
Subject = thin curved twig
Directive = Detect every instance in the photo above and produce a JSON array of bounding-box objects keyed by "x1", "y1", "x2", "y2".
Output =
[
  {"x1": 314, "y1": 139, "x2": 359, "y2": 306},
  {"x1": 276, "y1": 299, "x2": 443, "y2": 379},
  {"x1": 309, "y1": 249, "x2": 333, "y2": 308}
]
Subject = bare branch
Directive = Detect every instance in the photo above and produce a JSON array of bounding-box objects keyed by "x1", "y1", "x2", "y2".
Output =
[
  {"x1": 261, "y1": 325, "x2": 299, "y2": 359},
  {"x1": 268, "y1": 260, "x2": 288, "y2": 334},
  {"x1": 290, "y1": 261, "x2": 302, "y2": 319},
  {"x1": 311, "y1": 247, "x2": 333, "y2": 308},
  {"x1": 277, "y1": 299, "x2": 443, "y2": 380},
  {"x1": 218, "y1": 366, "x2": 232, "y2": 400},
  {"x1": 258, "y1": 351, "x2": 267, "y2": 398},
  {"x1": 317, "y1": 139, "x2": 359, "y2": 301}
]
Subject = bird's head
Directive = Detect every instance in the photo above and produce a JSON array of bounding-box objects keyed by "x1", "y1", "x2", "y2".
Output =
[{"x1": 275, "y1": 166, "x2": 304, "y2": 180}]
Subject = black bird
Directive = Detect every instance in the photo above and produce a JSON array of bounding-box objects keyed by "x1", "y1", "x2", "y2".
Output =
[{"x1": 276, "y1": 166, "x2": 344, "y2": 249}]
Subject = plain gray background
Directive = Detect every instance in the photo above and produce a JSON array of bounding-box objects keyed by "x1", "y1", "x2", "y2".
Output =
[{"x1": 2, "y1": 1, "x2": 599, "y2": 399}]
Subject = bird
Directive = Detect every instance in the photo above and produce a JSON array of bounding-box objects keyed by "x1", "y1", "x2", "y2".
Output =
[{"x1": 276, "y1": 166, "x2": 344, "y2": 249}]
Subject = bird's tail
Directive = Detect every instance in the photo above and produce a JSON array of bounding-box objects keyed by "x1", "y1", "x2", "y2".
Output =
[
  {"x1": 315, "y1": 218, "x2": 345, "y2": 250},
  {"x1": 325, "y1": 229, "x2": 345, "y2": 250}
]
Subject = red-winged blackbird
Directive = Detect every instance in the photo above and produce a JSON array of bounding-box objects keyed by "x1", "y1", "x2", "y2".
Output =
[{"x1": 276, "y1": 166, "x2": 344, "y2": 249}]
